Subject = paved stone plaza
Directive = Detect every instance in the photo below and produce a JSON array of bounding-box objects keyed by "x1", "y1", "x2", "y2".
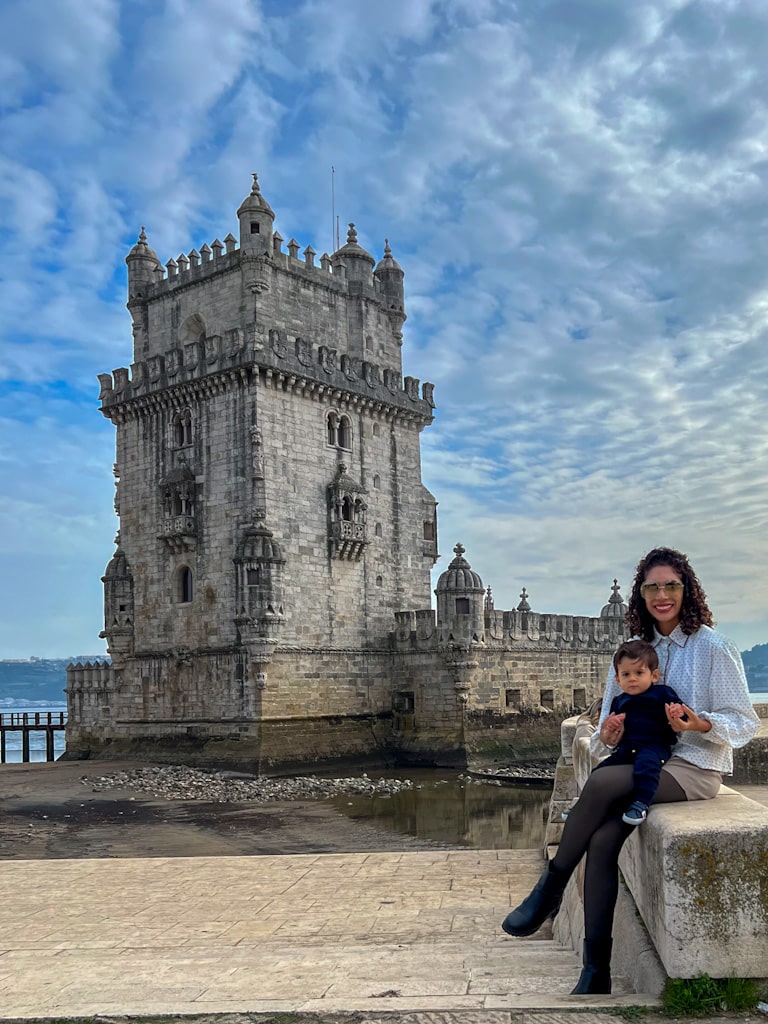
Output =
[{"x1": 0, "y1": 849, "x2": 656, "y2": 1017}]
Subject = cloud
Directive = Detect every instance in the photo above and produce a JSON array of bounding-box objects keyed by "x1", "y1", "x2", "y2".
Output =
[{"x1": 3, "y1": 0, "x2": 768, "y2": 657}]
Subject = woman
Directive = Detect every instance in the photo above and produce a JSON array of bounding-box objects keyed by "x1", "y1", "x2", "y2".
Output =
[{"x1": 501, "y1": 547, "x2": 760, "y2": 995}]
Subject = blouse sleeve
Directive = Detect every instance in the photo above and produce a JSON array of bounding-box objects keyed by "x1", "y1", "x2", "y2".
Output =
[
  {"x1": 589, "y1": 663, "x2": 622, "y2": 759},
  {"x1": 697, "y1": 636, "x2": 760, "y2": 749}
]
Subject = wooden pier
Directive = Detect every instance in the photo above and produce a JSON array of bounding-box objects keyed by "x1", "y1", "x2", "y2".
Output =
[{"x1": 0, "y1": 712, "x2": 66, "y2": 763}]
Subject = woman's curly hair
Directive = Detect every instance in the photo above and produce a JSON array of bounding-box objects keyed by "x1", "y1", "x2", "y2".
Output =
[{"x1": 626, "y1": 547, "x2": 714, "y2": 640}]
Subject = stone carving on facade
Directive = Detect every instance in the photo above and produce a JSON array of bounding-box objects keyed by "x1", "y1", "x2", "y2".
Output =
[
  {"x1": 225, "y1": 327, "x2": 244, "y2": 357},
  {"x1": 341, "y1": 354, "x2": 359, "y2": 381},
  {"x1": 269, "y1": 327, "x2": 286, "y2": 358},
  {"x1": 319, "y1": 345, "x2": 337, "y2": 374},
  {"x1": 296, "y1": 336, "x2": 312, "y2": 366},
  {"x1": 184, "y1": 341, "x2": 201, "y2": 371},
  {"x1": 328, "y1": 462, "x2": 368, "y2": 561},
  {"x1": 166, "y1": 348, "x2": 182, "y2": 377},
  {"x1": 147, "y1": 354, "x2": 164, "y2": 385},
  {"x1": 204, "y1": 334, "x2": 221, "y2": 365},
  {"x1": 363, "y1": 361, "x2": 378, "y2": 388},
  {"x1": 250, "y1": 425, "x2": 264, "y2": 479}
]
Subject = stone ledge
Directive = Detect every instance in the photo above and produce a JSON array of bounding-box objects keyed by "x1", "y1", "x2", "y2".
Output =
[{"x1": 618, "y1": 785, "x2": 768, "y2": 979}]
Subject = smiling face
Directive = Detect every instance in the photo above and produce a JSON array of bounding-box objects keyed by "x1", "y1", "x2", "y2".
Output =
[
  {"x1": 642, "y1": 563, "x2": 684, "y2": 635},
  {"x1": 615, "y1": 656, "x2": 660, "y2": 696}
]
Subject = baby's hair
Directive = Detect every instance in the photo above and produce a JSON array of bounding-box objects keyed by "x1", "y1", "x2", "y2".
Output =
[{"x1": 613, "y1": 638, "x2": 659, "y2": 673}]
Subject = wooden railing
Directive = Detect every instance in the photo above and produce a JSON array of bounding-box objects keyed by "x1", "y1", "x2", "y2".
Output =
[{"x1": 0, "y1": 712, "x2": 67, "y2": 763}]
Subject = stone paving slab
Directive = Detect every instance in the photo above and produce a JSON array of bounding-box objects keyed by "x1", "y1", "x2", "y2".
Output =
[{"x1": 0, "y1": 850, "x2": 658, "y2": 1018}]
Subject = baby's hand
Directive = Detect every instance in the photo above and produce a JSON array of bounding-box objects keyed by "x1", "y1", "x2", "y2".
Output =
[
  {"x1": 666, "y1": 703, "x2": 687, "y2": 721},
  {"x1": 600, "y1": 711, "x2": 625, "y2": 747}
]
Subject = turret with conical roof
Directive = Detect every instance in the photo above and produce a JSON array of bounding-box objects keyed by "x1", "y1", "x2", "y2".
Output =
[
  {"x1": 374, "y1": 238, "x2": 406, "y2": 327},
  {"x1": 125, "y1": 227, "x2": 161, "y2": 300},
  {"x1": 237, "y1": 173, "x2": 275, "y2": 256}
]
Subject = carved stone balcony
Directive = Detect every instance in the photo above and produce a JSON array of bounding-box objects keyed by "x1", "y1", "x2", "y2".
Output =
[
  {"x1": 159, "y1": 514, "x2": 197, "y2": 553},
  {"x1": 330, "y1": 519, "x2": 367, "y2": 561}
]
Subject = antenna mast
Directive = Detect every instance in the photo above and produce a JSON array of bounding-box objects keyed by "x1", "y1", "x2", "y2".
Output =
[{"x1": 331, "y1": 166, "x2": 336, "y2": 253}]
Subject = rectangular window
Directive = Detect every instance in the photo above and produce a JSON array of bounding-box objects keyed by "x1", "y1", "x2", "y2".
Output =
[
  {"x1": 455, "y1": 597, "x2": 470, "y2": 615},
  {"x1": 540, "y1": 688, "x2": 554, "y2": 710},
  {"x1": 423, "y1": 520, "x2": 435, "y2": 540},
  {"x1": 573, "y1": 687, "x2": 586, "y2": 707},
  {"x1": 250, "y1": 222, "x2": 260, "y2": 233},
  {"x1": 505, "y1": 688, "x2": 521, "y2": 709},
  {"x1": 393, "y1": 691, "x2": 414, "y2": 713}
]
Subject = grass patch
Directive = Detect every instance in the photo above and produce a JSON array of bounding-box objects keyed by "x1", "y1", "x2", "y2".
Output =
[
  {"x1": 601, "y1": 1006, "x2": 650, "y2": 1021},
  {"x1": 662, "y1": 973, "x2": 760, "y2": 1016}
]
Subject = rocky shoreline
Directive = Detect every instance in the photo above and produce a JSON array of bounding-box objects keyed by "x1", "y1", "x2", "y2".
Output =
[{"x1": 84, "y1": 762, "x2": 557, "y2": 803}]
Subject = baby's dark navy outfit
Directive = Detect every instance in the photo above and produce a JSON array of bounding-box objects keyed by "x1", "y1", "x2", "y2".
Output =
[{"x1": 595, "y1": 683, "x2": 684, "y2": 808}]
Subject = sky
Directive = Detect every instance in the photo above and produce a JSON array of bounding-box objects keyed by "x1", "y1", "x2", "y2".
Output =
[{"x1": 1, "y1": 0, "x2": 768, "y2": 658}]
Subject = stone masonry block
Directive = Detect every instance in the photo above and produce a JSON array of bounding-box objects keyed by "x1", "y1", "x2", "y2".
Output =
[{"x1": 619, "y1": 789, "x2": 768, "y2": 978}]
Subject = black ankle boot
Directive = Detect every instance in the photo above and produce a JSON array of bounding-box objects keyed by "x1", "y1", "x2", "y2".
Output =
[
  {"x1": 501, "y1": 862, "x2": 568, "y2": 937},
  {"x1": 570, "y1": 937, "x2": 612, "y2": 994}
]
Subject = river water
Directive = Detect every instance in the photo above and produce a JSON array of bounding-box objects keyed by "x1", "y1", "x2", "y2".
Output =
[{"x1": 329, "y1": 768, "x2": 551, "y2": 850}]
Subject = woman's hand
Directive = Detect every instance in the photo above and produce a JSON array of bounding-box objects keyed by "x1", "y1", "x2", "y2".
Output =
[
  {"x1": 665, "y1": 703, "x2": 712, "y2": 733},
  {"x1": 600, "y1": 712, "x2": 625, "y2": 747}
]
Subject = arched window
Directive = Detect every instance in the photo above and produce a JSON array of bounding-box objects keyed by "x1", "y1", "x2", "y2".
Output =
[
  {"x1": 373, "y1": 474, "x2": 381, "y2": 489},
  {"x1": 173, "y1": 409, "x2": 193, "y2": 447},
  {"x1": 372, "y1": 423, "x2": 380, "y2": 437},
  {"x1": 326, "y1": 410, "x2": 352, "y2": 451},
  {"x1": 179, "y1": 567, "x2": 194, "y2": 604},
  {"x1": 326, "y1": 412, "x2": 338, "y2": 446},
  {"x1": 338, "y1": 415, "x2": 351, "y2": 449},
  {"x1": 341, "y1": 496, "x2": 353, "y2": 522},
  {"x1": 375, "y1": 523, "x2": 382, "y2": 537}
]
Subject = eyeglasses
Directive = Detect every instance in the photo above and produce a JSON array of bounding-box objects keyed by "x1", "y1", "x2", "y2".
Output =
[{"x1": 640, "y1": 581, "x2": 684, "y2": 597}]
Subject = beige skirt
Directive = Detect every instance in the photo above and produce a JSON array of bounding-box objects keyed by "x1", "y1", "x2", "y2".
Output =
[{"x1": 661, "y1": 756, "x2": 723, "y2": 800}]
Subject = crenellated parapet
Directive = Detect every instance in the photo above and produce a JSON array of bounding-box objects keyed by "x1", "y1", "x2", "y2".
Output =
[
  {"x1": 394, "y1": 543, "x2": 629, "y2": 652},
  {"x1": 393, "y1": 606, "x2": 626, "y2": 651},
  {"x1": 125, "y1": 189, "x2": 405, "y2": 317},
  {"x1": 65, "y1": 660, "x2": 115, "y2": 730},
  {"x1": 97, "y1": 328, "x2": 435, "y2": 423}
]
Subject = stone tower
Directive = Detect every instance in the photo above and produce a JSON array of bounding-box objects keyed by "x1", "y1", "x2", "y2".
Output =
[{"x1": 67, "y1": 174, "x2": 438, "y2": 769}]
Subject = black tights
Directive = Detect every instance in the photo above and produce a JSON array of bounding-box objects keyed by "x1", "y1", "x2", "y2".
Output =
[{"x1": 551, "y1": 764, "x2": 686, "y2": 940}]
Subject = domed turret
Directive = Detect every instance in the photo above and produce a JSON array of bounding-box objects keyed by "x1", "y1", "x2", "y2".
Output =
[
  {"x1": 237, "y1": 173, "x2": 275, "y2": 256},
  {"x1": 601, "y1": 579, "x2": 627, "y2": 619},
  {"x1": 99, "y1": 541, "x2": 134, "y2": 659},
  {"x1": 103, "y1": 546, "x2": 131, "y2": 580},
  {"x1": 374, "y1": 238, "x2": 405, "y2": 320},
  {"x1": 332, "y1": 222, "x2": 375, "y2": 284},
  {"x1": 126, "y1": 227, "x2": 161, "y2": 299},
  {"x1": 435, "y1": 543, "x2": 485, "y2": 643}
]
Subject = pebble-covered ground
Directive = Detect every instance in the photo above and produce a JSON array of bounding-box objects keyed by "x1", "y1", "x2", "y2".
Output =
[
  {"x1": 84, "y1": 763, "x2": 555, "y2": 803},
  {"x1": 85, "y1": 766, "x2": 416, "y2": 802}
]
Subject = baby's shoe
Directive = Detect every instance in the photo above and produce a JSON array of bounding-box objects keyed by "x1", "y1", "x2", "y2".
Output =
[{"x1": 622, "y1": 801, "x2": 648, "y2": 825}]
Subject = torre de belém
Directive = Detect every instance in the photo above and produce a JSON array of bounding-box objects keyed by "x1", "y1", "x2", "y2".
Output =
[{"x1": 66, "y1": 175, "x2": 628, "y2": 771}]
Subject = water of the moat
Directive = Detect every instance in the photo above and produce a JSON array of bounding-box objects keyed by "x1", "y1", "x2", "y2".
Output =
[{"x1": 328, "y1": 768, "x2": 552, "y2": 849}]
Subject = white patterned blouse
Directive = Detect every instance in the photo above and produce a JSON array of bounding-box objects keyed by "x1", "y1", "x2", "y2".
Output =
[{"x1": 590, "y1": 624, "x2": 760, "y2": 775}]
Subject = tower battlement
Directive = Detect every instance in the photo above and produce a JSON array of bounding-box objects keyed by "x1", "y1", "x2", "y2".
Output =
[{"x1": 97, "y1": 337, "x2": 434, "y2": 421}]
